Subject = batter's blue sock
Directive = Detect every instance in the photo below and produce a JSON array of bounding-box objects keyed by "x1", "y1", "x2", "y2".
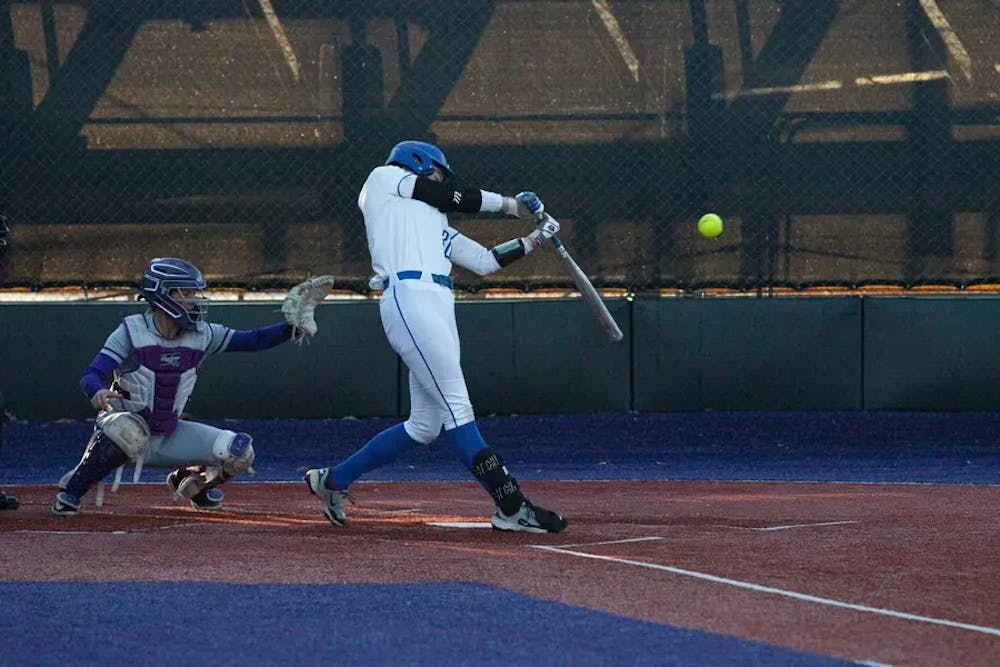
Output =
[
  {"x1": 330, "y1": 423, "x2": 421, "y2": 489},
  {"x1": 445, "y1": 422, "x2": 488, "y2": 468}
]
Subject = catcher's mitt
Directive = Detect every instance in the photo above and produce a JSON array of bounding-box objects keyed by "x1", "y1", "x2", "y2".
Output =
[{"x1": 282, "y1": 275, "x2": 335, "y2": 343}]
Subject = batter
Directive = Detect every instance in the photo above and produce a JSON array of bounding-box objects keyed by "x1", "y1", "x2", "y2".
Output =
[{"x1": 305, "y1": 140, "x2": 567, "y2": 533}]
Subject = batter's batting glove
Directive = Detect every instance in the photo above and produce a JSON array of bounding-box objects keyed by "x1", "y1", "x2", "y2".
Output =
[
  {"x1": 514, "y1": 191, "x2": 544, "y2": 219},
  {"x1": 524, "y1": 214, "x2": 560, "y2": 251},
  {"x1": 532, "y1": 214, "x2": 559, "y2": 239}
]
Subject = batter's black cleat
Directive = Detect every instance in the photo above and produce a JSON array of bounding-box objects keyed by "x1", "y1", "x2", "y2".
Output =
[
  {"x1": 0, "y1": 490, "x2": 19, "y2": 510},
  {"x1": 491, "y1": 501, "x2": 567, "y2": 534},
  {"x1": 304, "y1": 468, "x2": 355, "y2": 526}
]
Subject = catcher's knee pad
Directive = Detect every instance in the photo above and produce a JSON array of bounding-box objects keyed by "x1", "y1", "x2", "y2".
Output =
[
  {"x1": 95, "y1": 411, "x2": 150, "y2": 459},
  {"x1": 213, "y1": 430, "x2": 255, "y2": 476}
]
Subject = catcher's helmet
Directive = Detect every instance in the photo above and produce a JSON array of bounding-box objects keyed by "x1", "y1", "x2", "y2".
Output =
[
  {"x1": 140, "y1": 257, "x2": 207, "y2": 331},
  {"x1": 385, "y1": 140, "x2": 455, "y2": 179}
]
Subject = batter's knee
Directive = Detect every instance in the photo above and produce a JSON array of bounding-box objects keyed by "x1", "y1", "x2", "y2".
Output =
[
  {"x1": 212, "y1": 430, "x2": 255, "y2": 476},
  {"x1": 403, "y1": 418, "x2": 439, "y2": 445},
  {"x1": 448, "y1": 405, "x2": 475, "y2": 430}
]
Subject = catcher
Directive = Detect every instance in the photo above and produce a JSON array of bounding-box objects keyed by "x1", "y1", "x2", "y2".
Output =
[{"x1": 52, "y1": 257, "x2": 334, "y2": 516}]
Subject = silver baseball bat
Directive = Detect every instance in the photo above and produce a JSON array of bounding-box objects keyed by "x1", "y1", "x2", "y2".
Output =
[{"x1": 543, "y1": 215, "x2": 623, "y2": 343}]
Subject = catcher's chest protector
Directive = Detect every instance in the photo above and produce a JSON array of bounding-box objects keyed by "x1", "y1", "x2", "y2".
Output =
[{"x1": 117, "y1": 314, "x2": 211, "y2": 435}]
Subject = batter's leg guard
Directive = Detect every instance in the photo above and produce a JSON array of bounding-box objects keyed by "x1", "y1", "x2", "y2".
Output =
[
  {"x1": 470, "y1": 448, "x2": 568, "y2": 534},
  {"x1": 53, "y1": 431, "x2": 130, "y2": 516},
  {"x1": 469, "y1": 448, "x2": 526, "y2": 517}
]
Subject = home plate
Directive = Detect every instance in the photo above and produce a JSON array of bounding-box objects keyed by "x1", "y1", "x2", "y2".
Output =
[{"x1": 426, "y1": 521, "x2": 493, "y2": 528}]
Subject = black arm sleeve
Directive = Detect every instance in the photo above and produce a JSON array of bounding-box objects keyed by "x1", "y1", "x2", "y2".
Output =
[
  {"x1": 412, "y1": 178, "x2": 483, "y2": 213},
  {"x1": 490, "y1": 238, "x2": 527, "y2": 267}
]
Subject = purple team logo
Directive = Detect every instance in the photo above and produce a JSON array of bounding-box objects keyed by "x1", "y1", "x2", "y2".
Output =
[{"x1": 160, "y1": 351, "x2": 182, "y2": 368}]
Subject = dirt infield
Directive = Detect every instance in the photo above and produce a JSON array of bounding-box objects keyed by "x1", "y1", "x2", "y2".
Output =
[{"x1": 4, "y1": 479, "x2": 999, "y2": 665}]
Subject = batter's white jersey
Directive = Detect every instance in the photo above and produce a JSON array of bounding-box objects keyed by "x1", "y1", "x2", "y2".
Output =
[
  {"x1": 359, "y1": 165, "x2": 452, "y2": 279},
  {"x1": 359, "y1": 165, "x2": 505, "y2": 281},
  {"x1": 358, "y1": 164, "x2": 507, "y2": 441}
]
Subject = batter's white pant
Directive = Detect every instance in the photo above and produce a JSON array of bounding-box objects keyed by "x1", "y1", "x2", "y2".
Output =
[{"x1": 380, "y1": 280, "x2": 475, "y2": 443}]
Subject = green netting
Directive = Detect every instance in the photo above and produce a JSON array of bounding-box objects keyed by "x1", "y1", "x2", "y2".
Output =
[{"x1": 1, "y1": 1, "x2": 997, "y2": 295}]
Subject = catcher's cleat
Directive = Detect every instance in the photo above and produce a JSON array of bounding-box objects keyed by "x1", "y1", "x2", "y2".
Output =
[
  {"x1": 491, "y1": 501, "x2": 567, "y2": 534},
  {"x1": 0, "y1": 491, "x2": 19, "y2": 510},
  {"x1": 189, "y1": 487, "x2": 223, "y2": 511},
  {"x1": 52, "y1": 490, "x2": 82, "y2": 517},
  {"x1": 304, "y1": 468, "x2": 355, "y2": 527},
  {"x1": 167, "y1": 468, "x2": 223, "y2": 510},
  {"x1": 167, "y1": 467, "x2": 203, "y2": 498}
]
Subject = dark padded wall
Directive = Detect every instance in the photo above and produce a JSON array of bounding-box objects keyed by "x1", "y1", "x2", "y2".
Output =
[
  {"x1": 5, "y1": 297, "x2": 1000, "y2": 419},
  {"x1": 633, "y1": 297, "x2": 862, "y2": 410},
  {"x1": 0, "y1": 304, "x2": 128, "y2": 421},
  {"x1": 0, "y1": 302, "x2": 397, "y2": 420},
  {"x1": 0, "y1": 299, "x2": 630, "y2": 421},
  {"x1": 190, "y1": 302, "x2": 396, "y2": 419},
  {"x1": 864, "y1": 297, "x2": 1000, "y2": 410}
]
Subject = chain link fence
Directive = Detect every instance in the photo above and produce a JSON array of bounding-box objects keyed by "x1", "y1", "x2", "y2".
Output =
[{"x1": 0, "y1": 0, "x2": 997, "y2": 296}]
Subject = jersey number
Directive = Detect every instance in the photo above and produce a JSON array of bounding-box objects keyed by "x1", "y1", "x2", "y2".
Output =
[{"x1": 442, "y1": 229, "x2": 455, "y2": 259}]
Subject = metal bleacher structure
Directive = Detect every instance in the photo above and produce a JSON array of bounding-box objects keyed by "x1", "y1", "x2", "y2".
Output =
[{"x1": 0, "y1": 0, "x2": 997, "y2": 297}]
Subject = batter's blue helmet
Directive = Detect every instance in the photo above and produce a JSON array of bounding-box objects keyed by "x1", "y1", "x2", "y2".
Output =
[
  {"x1": 386, "y1": 140, "x2": 455, "y2": 179},
  {"x1": 140, "y1": 257, "x2": 207, "y2": 331}
]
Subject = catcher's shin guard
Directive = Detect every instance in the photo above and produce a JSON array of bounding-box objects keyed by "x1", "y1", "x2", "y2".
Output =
[
  {"x1": 470, "y1": 448, "x2": 525, "y2": 516},
  {"x1": 61, "y1": 431, "x2": 130, "y2": 498}
]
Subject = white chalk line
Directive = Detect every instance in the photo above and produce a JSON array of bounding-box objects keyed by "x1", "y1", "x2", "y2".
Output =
[
  {"x1": 917, "y1": 0, "x2": 972, "y2": 81},
  {"x1": 530, "y1": 545, "x2": 1000, "y2": 638},
  {"x1": 426, "y1": 521, "x2": 492, "y2": 528},
  {"x1": 13, "y1": 522, "x2": 207, "y2": 536},
  {"x1": 551, "y1": 536, "x2": 665, "y2": 549},
  {"x1": 592, "y1": 0, "x2": 639, "y2": 83},
  {"x1": 747, "y1": 520, "x2": 859, "y2": 532}
]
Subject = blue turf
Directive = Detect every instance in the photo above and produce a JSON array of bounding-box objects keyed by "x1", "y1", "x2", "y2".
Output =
[
  {"x1": 0, "y1": 582, "x2": 850, "y2": 666},
  {"x1": 3, "y1": 412, "x2": 999, "y2": 485}
]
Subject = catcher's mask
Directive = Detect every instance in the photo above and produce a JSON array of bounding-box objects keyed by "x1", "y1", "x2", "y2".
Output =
[
  {"x1": 385, "y1": 140, "x2": 455, "y2": 180},
  {"x1": 140, "y1": 257, "x2": 208, "y2": 331}
]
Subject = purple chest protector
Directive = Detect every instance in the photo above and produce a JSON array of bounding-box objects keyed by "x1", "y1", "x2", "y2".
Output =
[{"x1": 119, "y1": 315, "x2": 209, "y2": 435}]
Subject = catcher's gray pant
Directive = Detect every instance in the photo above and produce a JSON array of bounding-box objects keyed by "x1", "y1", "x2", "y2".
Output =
[{"x1": 143, "y1": 420, "x2": 238, "y2": 469}]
